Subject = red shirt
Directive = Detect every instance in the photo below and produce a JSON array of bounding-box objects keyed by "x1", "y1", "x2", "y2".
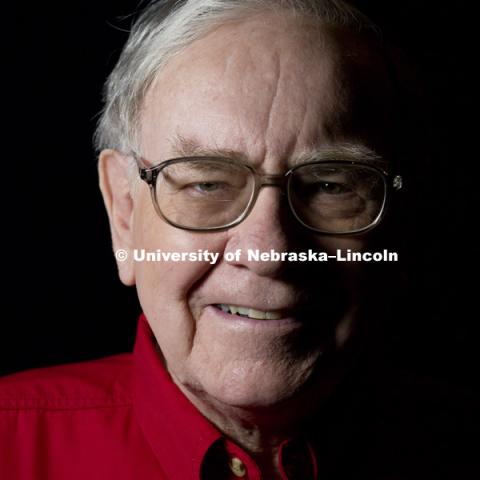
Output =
[{"x1": 0, "y1": 315, "x2": 317, "y2": 480}]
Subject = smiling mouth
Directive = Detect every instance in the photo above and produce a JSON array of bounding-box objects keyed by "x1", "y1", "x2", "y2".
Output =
[{"x1": 214, "y1": 304, "x2": 285, "y2": 320}]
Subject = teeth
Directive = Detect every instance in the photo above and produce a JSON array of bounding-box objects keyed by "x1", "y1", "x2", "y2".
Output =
[
  {"x1": 216, "y1": 304, "x2": 284, "y2": 320},
  {"x1": 248, "y1": 308, "x2": 266, "y2": 319},
  {"x1": 266, "y1": 311, "x2": 282, "y2": 320}
]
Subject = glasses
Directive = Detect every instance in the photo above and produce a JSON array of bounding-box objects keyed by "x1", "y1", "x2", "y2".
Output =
[{"x1": 137, "y1": 156, "x2": 403, "y2": 235}]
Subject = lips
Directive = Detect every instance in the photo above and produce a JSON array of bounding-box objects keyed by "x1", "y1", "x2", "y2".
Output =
[{"x1": 215, "y1": 304, "x2": 284, "y2": 320}]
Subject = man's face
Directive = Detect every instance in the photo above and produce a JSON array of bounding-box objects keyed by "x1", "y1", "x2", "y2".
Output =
[{"x1": 103, "y1": 15, "x2": 395, "y2": 410}]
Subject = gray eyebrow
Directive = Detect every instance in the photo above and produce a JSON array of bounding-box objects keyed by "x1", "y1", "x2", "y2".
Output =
[
  {"x1": 293, "y1": 144, "x2": 385, "y2": 166},
  {"x1": 169, "y1": 135, "x2": 248, "y2": 162},
  {"x1": 168, "y1": 135, "x2": 385, "y2": 167}
]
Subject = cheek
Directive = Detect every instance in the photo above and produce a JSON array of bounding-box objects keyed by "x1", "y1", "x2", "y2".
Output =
[
  {"x1": 315, "y1": 235, "x2": 368, "y2": 290},
  {"x1": 132, "y1": 198, "x2": 223, "y2": 298},
  {"x1": 312, "y1": 236, "x2": 372, "y2": 343},
  {"x1": 131, "y1": 201, "x2": 231, "y2": 359}
]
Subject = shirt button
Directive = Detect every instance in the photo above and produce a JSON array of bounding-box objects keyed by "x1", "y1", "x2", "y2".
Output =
[{"x1": 229, "y1": 457, "x2": 247, "y2": 477}]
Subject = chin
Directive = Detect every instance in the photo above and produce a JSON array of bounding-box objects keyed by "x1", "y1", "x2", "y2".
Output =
[{"x1": 193, "y1": 356, "x2": 324, "y2": 410}]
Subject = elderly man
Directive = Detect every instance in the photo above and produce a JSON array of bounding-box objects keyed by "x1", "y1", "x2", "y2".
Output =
[{"x1": 0, "y1": 0, "x2": 420, "y2": 478}]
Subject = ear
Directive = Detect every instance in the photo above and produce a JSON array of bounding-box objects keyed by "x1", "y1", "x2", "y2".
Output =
[{"x1": 98, "y1": 149, "x2": 136, "y2": 286}]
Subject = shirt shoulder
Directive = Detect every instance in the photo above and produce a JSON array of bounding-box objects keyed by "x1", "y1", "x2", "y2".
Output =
[{"x1": 0, "y1": 353, "x2": 133, "y2": 410}]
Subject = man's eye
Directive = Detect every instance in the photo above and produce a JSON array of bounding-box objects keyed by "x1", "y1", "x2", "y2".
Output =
[
  {"x1": 316, "y1": 182, "x2": 350, "y2": 194},
  {"x1": 193, "y1": 182, "x2": 221, "y2": 193}
]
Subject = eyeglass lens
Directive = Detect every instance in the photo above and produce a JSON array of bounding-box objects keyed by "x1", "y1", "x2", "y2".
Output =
[{"x1": 153, "y1": 158, "x2": 386, "y2": 233}]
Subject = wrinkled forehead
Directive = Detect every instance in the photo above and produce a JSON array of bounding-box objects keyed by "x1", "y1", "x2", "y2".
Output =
[{"x1": 139, "y1": 13, "x2": 396, "y2": 163}]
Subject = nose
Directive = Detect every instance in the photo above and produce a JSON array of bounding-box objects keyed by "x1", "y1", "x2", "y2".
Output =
[{"x1": 224, "y1": 187, "x2": 299, "y2": 277}]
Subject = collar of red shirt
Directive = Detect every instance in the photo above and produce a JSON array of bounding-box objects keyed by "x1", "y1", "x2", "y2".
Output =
[{"x1": 132, "y1": 313, "x2": 318, "y2": 479}]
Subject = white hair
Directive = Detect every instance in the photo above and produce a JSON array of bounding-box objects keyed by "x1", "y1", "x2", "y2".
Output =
[{"x1": 94, "y1": 0, "x2": 379, "y2": 156}]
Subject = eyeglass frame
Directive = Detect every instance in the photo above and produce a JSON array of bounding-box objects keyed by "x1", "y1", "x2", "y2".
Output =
[{"x1": 135, "y1": 154, "x2": 403, "y2": 235}]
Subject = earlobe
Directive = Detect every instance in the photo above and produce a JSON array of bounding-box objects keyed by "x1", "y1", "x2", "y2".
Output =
[{"x1": 98, "y1": 149, "x2": 136, "y2": 286}]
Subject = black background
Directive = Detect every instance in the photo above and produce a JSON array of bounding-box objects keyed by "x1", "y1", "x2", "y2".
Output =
[{"x1": 3, "y1": 1, "x2": 476, "y2": 398}]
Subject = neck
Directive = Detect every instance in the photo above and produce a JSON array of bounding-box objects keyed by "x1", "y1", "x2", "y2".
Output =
[
  {"x1": 177, "y1": 383, "x2": 300, "y2": 477},
  {"x1": 171, "y1": 372, "x2": 339, "y2": 478}
]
